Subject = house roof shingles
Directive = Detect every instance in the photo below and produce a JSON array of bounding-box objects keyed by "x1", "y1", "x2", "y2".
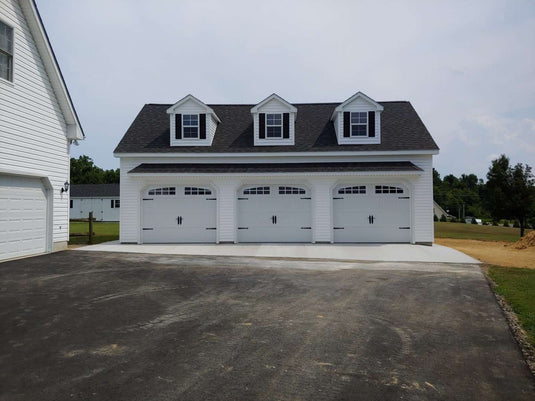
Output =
[
  {"x1": 114, "y1": 102, "x2": 439, "y2": 154},
  {"x1": 128, "y1": 161, "x2": 423, "y2": 175},
  {"x1": 70, "y1": 184, "x2": 120, "y2": 198}
]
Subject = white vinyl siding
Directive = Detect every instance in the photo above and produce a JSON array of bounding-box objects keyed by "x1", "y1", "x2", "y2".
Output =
[
  {"x1": 0, "y1": 0, "x2": 71, "y2": 246},
  {"x1": 119, "y1": 154, "x2": 434, "y2": 244}
]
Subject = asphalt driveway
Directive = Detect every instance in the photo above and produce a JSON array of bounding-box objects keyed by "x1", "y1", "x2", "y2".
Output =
[{"x1": 1, "y1": 251, "x2": 533, "y2": 401}]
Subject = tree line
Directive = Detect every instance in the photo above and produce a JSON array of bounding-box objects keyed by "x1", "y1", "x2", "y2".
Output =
[
  {"x1": 70, "y1": 156, "x2": 119, "y2": 185},
  {"x1": 434, "y1": 155, "x2": 535, "y2": 236}
]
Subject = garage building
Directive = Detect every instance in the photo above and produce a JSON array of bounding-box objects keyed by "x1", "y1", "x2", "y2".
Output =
[
  {"x1": 0, "y1": 0, "x2": 84, "y2": 261},
  {"x1": 114, "y1": 92, "x2": 438, "y2": 245}
]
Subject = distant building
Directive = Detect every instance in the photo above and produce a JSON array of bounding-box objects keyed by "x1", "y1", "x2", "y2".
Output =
[
  {"x1": 70, "y1": 184, "x2": 120, "y2": 221},
  {"x1": 433, "y1": 201, "x2": 452, "y2": 219}
]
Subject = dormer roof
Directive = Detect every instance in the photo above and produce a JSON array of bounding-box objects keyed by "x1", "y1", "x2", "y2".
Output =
[
  {"x1": 331, "y1": 91, "x2": 384, "y2": 120},
  {"x1": 250, "y1": 93, "x2": 297, "y2": 113},
  {"x1": 166, "y1": 94, "x2": 221, "y2": 123}
]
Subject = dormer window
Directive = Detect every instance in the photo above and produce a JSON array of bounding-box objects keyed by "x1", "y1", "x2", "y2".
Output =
[
  {"x1": 351, "y1": 112, "x2": 368, "y2": 137},
  {"x1": 266, "y1": 114, "x2": 282, "y2": 138},
  {"x1": 331, "y1": 91, "x2": 383, "y2": 145},
  {"x1": 251, "y1": 94, "x2": 297, "y2": 146},
  {"x1": 166, "y1": 94, "x2": 220, "y2": 147},
  {"x1": 182, "y1": 114, "x2": 199, "y2": 139}
]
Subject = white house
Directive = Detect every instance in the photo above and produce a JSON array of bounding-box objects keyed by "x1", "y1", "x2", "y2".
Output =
[
  {"x1": 0, "y1": 0, "x2": 84, "y2": 261},
  {"x1": 114, "y1": 92, "x2": 439, "y2": 245},
  {"x1": 70, "y1": 184, "x2": 120, "y2": 222}
]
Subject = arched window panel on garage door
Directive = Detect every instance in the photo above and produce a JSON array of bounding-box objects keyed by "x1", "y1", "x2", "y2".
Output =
[
  {"x1": 338, "y1": 186, "x2": 366, "y2": 194},
  {"x1": 243, "y1": 186, "x2": 270, "y2": 195},
  {"x1": 375, "y1": 185, "x2": 404, "y2": 194},
  {"x1": 184, "y1": 187, "x2": 212, "y2": 195},
  {"x1": 278, "y1": 186, "x2": 306, "y2": 195},
  {"x1": 148, "y1": 187, "x2": 176, "y2": 195}
]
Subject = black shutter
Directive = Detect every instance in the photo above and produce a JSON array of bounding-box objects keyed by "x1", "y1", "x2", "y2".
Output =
[
  {"x1": 283, "y1": 113, "x2": 290, "y2": 139},
  {"x1": 175, "y1": 114, "x2": 182, "y2": 139},
  {"x1": 199, "y1": 114, "x2": 206, "y2": 139},
  {"x1": 110, "y1": 199, "x2": 114, "y2": 208},
  {"x1": 343, "y1": 112, "x2": 350, "y2": 138},
  {"x1": 368, "y1": 111, "x2": 375, "y2": 137},
  {"x1": 259, "y1": 113, "x2": 266, "y2": 139}
]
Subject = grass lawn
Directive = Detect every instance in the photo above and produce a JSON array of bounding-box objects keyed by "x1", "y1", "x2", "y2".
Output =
[
  {"x1": 488, "y1": 266, "x2": 535, "y2": 347},
  {"x1": 434, "y1": 222, "x2": 531, "y2": 242},
  {"x1": 69, "y1": 221, "x2": 119, "y2": 245}
]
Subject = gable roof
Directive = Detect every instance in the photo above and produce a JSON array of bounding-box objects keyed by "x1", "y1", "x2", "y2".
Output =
[
  {"x1": 114, "y1": 101, "x2": 439, "y2": 154},
  {"x1": 333, "y1": 91, "x2": 384, "y2": 116},
  {"x1": 70, "y1": 184, "x2": 119, "y2": 198},
  {"x1": 250, "y1": 93, "x2": 297, "y2": 113},
  {"x1": 19, "y1": 0, "x2": 84, "y2": 140},
  {"x1": 166, "y1": 94, "x2": 221, "y2": 123}
]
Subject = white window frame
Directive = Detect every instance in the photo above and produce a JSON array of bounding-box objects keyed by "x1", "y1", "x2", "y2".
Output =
[
  {"x1": 182, "y1": 114, "x2": 199, "y2": 139},
  {"x1": 265, "y1": 113, "x2": 283, "y2": 139},
  {"x1": 350, "y1": 112, "x2": 368, "y2": 137},
  {"x1": 0, "y1": 18, "x2": 14, "y2": 84}
]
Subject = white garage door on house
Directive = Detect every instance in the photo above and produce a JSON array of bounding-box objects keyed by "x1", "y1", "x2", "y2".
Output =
[
  {"x1": 333, "y1": 184, "x2": 411, "y2": 243},
  {"x1": 141, "y1": 186, "x2": 217, "y2": 243},
  {"x1": 0, "y1": 175, "x2": 48, "y2": 261},
  {"x1": 237, "y1": 185, "x2": 312, "y2": 242}
]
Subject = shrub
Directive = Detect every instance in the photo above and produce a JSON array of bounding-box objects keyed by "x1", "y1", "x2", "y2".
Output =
[
  {"x1": 471, "y1": 217, "x2": 477, "y2": 224},
  {"x1": 503, "y1": 220, "x2": 510, "y2": 228},
  {"x1": 513, "y1": 220, "x2": 520, "y2": 228},
  {"x1": 492, "y1": 220, "x2": 499, "y2": 226},
  {"x1": 434, "y1": 214, "x2": 439, "y2": 222},
  {"x1": 440, "y1": 215, "x2": 447, "y2": 222}
]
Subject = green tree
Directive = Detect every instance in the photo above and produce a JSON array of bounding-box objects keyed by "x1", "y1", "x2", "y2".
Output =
[
  {"x1": 70, "y1": 155, "x2": 119, "y2": 184},
  {"x1": 486, "y1": 155, "x2": 535, "y2": 237}
]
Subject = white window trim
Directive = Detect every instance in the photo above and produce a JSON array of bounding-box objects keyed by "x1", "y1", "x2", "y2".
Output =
[
  {"x1": 265, "y1": 113, "x2": 283, "y2": 139},
  {"x1": 182, "y1": 113, "x2": 200, "y2": 140},
  {"x1": 0, "y1": 18, "x2": 15, "y2": 85},
  {"x1": 350, "y1": 112, "x2": 368, "y2": 137}
]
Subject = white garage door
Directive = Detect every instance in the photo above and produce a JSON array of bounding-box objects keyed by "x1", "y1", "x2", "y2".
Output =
[
  {"x1": 141, "y1": 186, "x2": 216, "y2": 243},
  {"x1": 0, "y1": 175, "x2": 48, "y2": 261},
  {"x1": 237, "y1": 185, "x2": 312, "y2": 242},
  {"x1": 333, "y1": 184, "x2": 411, "y2": 243}
]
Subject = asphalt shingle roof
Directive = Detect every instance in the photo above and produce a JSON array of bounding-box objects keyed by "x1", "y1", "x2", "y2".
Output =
[
  {"x1": 128, "y1": 162, "x2": 422, "y2": 174},
  {"x1": 70, "y1": 184, "x2": 120, "y2": 197},
  {"x1": 114, "y1": 102, "x2": 439, "y2": 154}
]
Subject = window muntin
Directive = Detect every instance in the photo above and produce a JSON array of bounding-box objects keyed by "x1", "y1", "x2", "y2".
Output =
[
  {"x1": 184, "y1": 187, "x2": 211, "y2": 195},
  {"x1": 182, "y1": 114, "x2": 199, "y2": 139},
  {"x1": 278, "y1": 186, "x2": 305, "y2": 195},
  {"x1": 338, "y1": 186, "x2": 366, "y2": 194},
  {"x1": 266, "y1": 113, "x2": 282, "y2": 138},
  {"x1": 148, "y1": 187, "x2": 176, "y2": 195},
  {"x1": 243, "y1": 186, "x2": 270, "y2": 195},
  {"x1": 375, "y1": 185, "x2": 404, "y2": 194},
  {"x1": 111, "y1": 199, "x2": 120, "y2": 208},
  {"x1": 0, "y1": 20, "x2": 13, "y2": 82},
  {"x1": 351, "y1": 112, "x2": 368, "y2": 137}
]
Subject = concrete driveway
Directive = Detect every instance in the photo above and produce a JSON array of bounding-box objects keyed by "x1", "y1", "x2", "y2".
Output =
[{"x1": 1, "y1": 251, "x2": 533, "y2": 401}]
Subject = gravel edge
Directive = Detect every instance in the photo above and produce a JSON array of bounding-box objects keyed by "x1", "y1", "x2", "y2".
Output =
[{"x1": 481, "y1": 265, "x2": 535, "y2": 378}]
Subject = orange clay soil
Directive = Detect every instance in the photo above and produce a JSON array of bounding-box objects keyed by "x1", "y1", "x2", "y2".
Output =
[{"x1": 435, "y1": 238, "x2": 535, "y2": 268}]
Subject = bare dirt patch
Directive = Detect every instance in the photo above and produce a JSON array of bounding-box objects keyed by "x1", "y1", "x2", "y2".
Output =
[{"x1": 436, "y1": 238, "x2": 535, "y2": 268}]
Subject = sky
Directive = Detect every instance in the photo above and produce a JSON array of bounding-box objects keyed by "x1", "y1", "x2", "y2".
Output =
[{"x1": 36, "y1": 0, "x2": 535, "y2": 180}]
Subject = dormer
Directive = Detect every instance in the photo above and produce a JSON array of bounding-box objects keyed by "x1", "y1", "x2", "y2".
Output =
[
  {"x1": 251, "y1": 94, "x2": 297, "y2": 146},
  {"x1": 166, "y1": 95, "x2": 221, "y2": 146},
  {"x1": 331, "y1": 92, "x2": 383, "y2": 145}
]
